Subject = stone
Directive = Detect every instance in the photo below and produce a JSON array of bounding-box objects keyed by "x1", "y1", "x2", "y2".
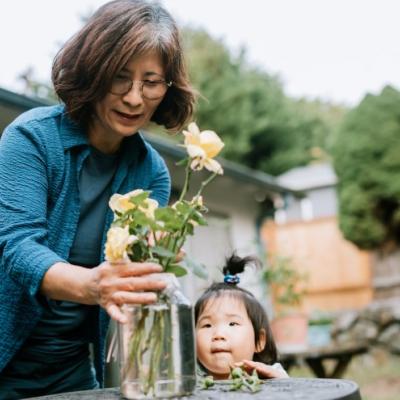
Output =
[
  {"x1": 350, "y1": 320, "x2": 379, "y2": 341},
  {"x1": 377, "y1": 323, "x2": 400, "y2": 353},
  {"x1": 332, "y1": 311, "x2": 359, "y2": 335}
]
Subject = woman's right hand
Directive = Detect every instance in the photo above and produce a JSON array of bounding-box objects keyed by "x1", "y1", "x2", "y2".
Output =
[{"x1": 90, "y1": 261, "x2": 167, "y2": 323}]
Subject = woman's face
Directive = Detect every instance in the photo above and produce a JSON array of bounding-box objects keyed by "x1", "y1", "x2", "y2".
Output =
[
  {"x1": 89, "y1": 50, "x2": 166, "y2": 153},
  {"x1": 196, "y1": 296, "x2": 260, "y2": 380}
]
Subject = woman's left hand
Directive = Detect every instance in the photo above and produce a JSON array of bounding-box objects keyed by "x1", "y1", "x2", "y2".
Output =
[{"x1": 235, "y1": 360, "x2": 289, "y2": 379}]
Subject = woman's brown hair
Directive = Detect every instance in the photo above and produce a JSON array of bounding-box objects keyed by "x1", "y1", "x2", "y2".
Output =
[{"x1": 52, "y1": 0, "x2": 195, "y2": 130}]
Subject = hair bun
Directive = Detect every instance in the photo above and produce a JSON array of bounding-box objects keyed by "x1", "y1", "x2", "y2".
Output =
[{"x1": 222, "y1": 253, "x2": 261, "y2": 278}]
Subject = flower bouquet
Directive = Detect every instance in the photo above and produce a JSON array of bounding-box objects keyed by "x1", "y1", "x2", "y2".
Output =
[{"x1": 104, "y1": 123, "x2": 224, "y2": 399}]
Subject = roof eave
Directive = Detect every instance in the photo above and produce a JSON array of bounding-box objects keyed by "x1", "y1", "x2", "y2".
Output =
[{"x1": 0, "y1": 87, "x2": 294, "y2": 194}]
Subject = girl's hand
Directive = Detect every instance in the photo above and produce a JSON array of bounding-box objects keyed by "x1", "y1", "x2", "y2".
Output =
[
  {"x1": 91, "y1": 261, "x2": 167, "y2": 323},
  {"x1": 235, "y1": 360, "x2": 289, "y2": 379}
]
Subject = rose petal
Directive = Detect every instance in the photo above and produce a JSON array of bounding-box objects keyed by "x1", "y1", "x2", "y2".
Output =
[
  {"x1": 188, "y1": 122, "x2": 201, "y2": 135},
  {"x1": 204, "y1": 158, "x2": 223, "y2": 174},
  {"x1": 186, "y1": 144, "x2": 206, "y2": 159}
]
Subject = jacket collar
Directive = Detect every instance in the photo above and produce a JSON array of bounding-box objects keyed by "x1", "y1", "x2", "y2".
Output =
[
  {"x1": 59, "y1": 108, "x2": 88, "y2": 150},
  {"x1": 58, "y1": 106, "x2": 148, "y2": 162}
]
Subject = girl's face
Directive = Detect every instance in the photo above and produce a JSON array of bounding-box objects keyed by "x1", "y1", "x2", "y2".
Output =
[
  {"x1": 196, "y1": 296, "x2": 264, "y2": 380},
  {"x1": 89, "y1": 50, "x2": 166, "y2": 153}
]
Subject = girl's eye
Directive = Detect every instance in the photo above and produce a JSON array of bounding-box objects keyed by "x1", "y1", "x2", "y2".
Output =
[
  {"x1": 229, "y1": 322, "x2": 239, "y2": 326},
  {"x1": 201, "y1": 323, "x2": 211, "y2": 328}
]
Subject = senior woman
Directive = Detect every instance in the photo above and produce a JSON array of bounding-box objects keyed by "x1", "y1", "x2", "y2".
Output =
[{"x1": 0, "y1": 0, "x2": 195, "y2": 398}]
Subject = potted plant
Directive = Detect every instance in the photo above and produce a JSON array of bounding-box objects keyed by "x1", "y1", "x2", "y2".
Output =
[
  {"x1": 262, "y1": 255, "x2": 308, "y2": 352},
  {"x1": 307, "y1": 311, "x2": 334, "y2": 347}
]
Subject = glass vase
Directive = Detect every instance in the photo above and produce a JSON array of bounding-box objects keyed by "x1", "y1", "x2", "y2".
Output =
[{"x1": 117, "y1": 274, "x2": 196, "y2": 399}]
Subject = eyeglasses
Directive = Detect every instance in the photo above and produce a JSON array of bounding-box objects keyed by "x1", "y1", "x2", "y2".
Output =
[{"x1": 110, "y1": 75, "x2": 172, "y2": 100}]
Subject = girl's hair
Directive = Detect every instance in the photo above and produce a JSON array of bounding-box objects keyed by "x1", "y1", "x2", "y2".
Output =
[
  {"x1": 195, "y1": 254, "x2": 278, "y2": 365},
  {"x1": 52, "y1": 0, "x2": 195, "y2": 129}
]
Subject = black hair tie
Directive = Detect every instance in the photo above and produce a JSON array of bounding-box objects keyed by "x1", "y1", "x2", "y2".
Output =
[{"x1": 224, "y1": 274, "x2": 240, "y2": 285}]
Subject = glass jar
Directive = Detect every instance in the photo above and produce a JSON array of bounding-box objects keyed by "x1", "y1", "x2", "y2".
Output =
[{"x1": 117, "y1": 274, "x2": 196, "y2": 399}]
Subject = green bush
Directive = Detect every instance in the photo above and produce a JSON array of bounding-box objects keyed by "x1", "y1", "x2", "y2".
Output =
[{"x1": 333, "y1": 85, "x2": 400, "y2": 249}]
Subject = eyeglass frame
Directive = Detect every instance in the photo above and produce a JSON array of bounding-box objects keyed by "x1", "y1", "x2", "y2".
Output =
[{"x1": 109, "y1": 75, "x2": 173, "y2": 100}]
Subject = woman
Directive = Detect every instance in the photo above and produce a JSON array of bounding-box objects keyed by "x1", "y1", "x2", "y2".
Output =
[{"x1": 0, "y1": 0, "x2": 195, "y2": 397}]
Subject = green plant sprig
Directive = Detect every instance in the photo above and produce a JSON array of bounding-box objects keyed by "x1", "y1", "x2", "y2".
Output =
[
  {"x1": 200, "y1": 367, "x2": 261, "y2": 393},
  {"x1": 229, "y1": 366, "x2": 261, "y2": 393}
]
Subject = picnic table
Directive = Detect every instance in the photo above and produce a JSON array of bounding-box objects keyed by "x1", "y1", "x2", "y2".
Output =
[
  {"x1": 279, "y1": 341, "x2": 369, "y2": 378},
  {"x1": 26, "y1": 378, "x2": 362, "y2": 400}
]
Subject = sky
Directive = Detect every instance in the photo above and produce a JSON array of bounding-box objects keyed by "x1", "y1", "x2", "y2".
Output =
[{"x1": 1, "y1": 0, "x2": 399, "y2": 106}]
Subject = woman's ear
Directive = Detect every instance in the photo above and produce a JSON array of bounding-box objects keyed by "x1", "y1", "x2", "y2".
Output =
[{"x1": 255, "y1": 328, "x2": 267, "y2": 353}]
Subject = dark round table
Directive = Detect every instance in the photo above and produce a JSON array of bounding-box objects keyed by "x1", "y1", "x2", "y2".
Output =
[{"x1": 26, "y1": 378, "x2": 361, "y2": 400}]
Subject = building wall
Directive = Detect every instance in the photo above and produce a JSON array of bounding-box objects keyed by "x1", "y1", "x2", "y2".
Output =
[
  {"x1": 278, "y1": 186, "x2": 338, "y2": 223},
  {"x1": 164, "y1": 157, "x2": 266, "y2": 303},
  {"x1": 307, "y1": 187, "x2": 338, "y2": 219}
]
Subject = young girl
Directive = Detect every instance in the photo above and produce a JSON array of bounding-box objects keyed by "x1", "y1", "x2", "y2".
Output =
[{"x1": 195, "y1": 254, "x2": 288, "y2": 380}]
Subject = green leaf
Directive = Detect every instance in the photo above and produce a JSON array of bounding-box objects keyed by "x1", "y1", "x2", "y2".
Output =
[
  {"x1": 130, "y1": 210, "x2": 152, "y2": 227},
  {"x1": 155, "y1": 207, "x2": 183, "y2": 231},
  {"x1": 128, "y1": 191, "x2": 150, "y2": 205},
  {"x1": 182, "y1": 256, "x2": 208, "y2": 280},
  {"x1": 175, "y1": 201, "x2": 192, "y2": 215},
  {"x1": 186, "y1": 223, "x2": 194, "y2": 236},
  {"x1": 190, "y1": 210, "x2": 208, "y2": 226},
  {"x1": 165, "y1": 264, "x2": 187, "y2": 277},
  {"x1": 151, "y1": 246, "x2": 176, "y2": 258}
]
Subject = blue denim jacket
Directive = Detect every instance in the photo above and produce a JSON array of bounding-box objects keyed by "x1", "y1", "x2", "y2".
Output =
[{"x1": 0, "y1": 105, "x2": 171, "y2": 385}]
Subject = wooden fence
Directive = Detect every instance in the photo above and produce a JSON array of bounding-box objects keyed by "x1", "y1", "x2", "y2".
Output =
[{"x1": 262, "y1": 217, "x2": 373, "y2": 313}]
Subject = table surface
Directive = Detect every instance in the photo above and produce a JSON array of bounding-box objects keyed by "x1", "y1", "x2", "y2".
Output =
[{"x1": 26, "y1": 378, "x2": 361, "y2": 400}]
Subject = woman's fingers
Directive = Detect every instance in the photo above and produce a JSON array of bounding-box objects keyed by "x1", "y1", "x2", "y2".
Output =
[
  {"x1": 106, "y1": 303, "x2": 128, "y2": 324},
  {"x1": 94, "y1": 261, "x2": 169, "y2": 322},
  {"x1": 97, "y1": 273, "x2": 166, "y2": 300},
  {"x1": 105, "y1": 276, "x2": 166, "y2": 292},
  {"x1": 111, "y1": 291, "x2": 158, "y2": 305},
  {"x1": 115, "y1": 261, "x2": 164, "y2": 277},
  {"x1": 105, "y1": 289, "x2": 160, "y2": 323}
]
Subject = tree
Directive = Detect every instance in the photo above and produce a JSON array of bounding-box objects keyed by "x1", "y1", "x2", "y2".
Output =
[
  {"x1": 183, "y1": 27, "x2": 288, "y2": 164},
  {"x1": 183, "y1": 27, "x2": 345, "y2": 176},
  {"x1": 332, "y1": 85, "x2": 400, "y2": 249}
]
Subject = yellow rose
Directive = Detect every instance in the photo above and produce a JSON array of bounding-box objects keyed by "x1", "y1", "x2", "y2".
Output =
[
  {"x1": 191, "y1": 195, "x2": 203, "y2": 207},
  {"x1": 104, "y1": 226, "x2": 137, "y2": 262},
  {"x1": 109, "y1": 189, "x2": 145, "y2": 213},
  {"x1": 183, "y1": 122, "x2": 224, "y2": 174},
  {"x1": 139, "y1": 198, "x2": 158, "y2": 219}
]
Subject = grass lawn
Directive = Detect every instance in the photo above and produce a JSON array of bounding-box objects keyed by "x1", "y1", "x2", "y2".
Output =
[{"x1": 288, "y1": 348, "x2": 400, "y2": 400}]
